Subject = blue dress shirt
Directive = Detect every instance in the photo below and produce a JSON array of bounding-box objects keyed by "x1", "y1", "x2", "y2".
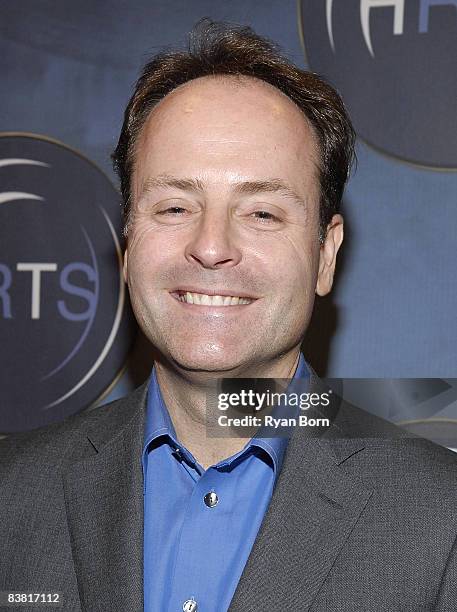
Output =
[{"x1": 142, "y1": 354, "x2": 310, "y2": 612}]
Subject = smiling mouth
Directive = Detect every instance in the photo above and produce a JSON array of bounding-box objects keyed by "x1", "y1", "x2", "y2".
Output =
[{"x1": 170, "y1": 290, "x2": 256, "y2": 306}]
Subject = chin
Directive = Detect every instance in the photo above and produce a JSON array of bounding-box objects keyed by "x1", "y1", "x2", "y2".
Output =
[{"x1": 167, "y1": 342, "x2": 246, "y2": 373}]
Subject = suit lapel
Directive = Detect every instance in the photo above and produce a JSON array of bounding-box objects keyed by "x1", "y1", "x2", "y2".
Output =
[
  {"x1": 229, "y1": 382, "x2": 374, "y2": 611},
  {"x1": 62, "y1": 385, "x2": 147, "y2": 612}
]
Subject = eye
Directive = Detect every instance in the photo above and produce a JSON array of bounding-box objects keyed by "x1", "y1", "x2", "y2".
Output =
[
  {"x1": 157, "y1": 206, "x2": 188, "y2": 215},
  {"x1": 251, "y1": 210, "x2": 279, "y2": 223}
]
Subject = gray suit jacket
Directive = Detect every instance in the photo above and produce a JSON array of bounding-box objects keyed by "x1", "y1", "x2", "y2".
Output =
[{"x1": 2, "y1": 375, "x2": 457, "y2": 612}]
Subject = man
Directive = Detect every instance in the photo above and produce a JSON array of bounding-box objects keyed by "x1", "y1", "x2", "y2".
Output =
[{"x1": 1, "y1": 19, "x2": 457, "y2": 612}]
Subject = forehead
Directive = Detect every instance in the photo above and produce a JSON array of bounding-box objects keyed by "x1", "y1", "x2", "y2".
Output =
[{"x1": 133, "y1": 75, "x2": 320, "y2": 196}]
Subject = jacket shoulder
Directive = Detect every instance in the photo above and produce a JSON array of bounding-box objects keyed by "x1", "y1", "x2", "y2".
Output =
[
  {"x1": 0, "y1": 381, "x2": 149, "y2": 470},
  {"x1": 334, "y1": 400, "x2": 457, "y2": 496}
]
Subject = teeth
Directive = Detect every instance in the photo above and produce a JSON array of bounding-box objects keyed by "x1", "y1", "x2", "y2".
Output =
[{"x1": 177, "y1": 292, "x2": 253, "y2": 306}]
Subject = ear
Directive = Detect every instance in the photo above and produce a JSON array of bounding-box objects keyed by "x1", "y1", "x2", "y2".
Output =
[
  {"x1": 123, "y1": 247, "x2": 128, "y2": 284},
  {"x1": 316, "y1": 214, "x2": 344, "y2": 296}
]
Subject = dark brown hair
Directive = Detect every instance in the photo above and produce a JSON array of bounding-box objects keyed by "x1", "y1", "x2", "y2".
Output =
[{"x1": 112, "y1": 18, "x2": 356, "y2": 240}]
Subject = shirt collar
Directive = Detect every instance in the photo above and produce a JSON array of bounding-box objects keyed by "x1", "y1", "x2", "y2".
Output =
[
  {"x1": 143, "y1": 353, "x2": 310, "y2": 476},
  {"x1": 250, "y1": 353, "x2": 310, "y2": 474}
]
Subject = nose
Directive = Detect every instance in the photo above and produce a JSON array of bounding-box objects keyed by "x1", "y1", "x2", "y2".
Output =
[{"x1": 184, "y1": 207, "x2": 242, "y2": 269}]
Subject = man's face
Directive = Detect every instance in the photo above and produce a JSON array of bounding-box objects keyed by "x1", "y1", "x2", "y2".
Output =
[{"x1": 124, "y1": 75, "x2": 343, "y2": 374}]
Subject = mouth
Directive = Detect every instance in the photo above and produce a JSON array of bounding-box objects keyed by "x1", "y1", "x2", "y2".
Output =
[{"x1": 169, "y1": 289, "x2": 258, "y2": 307}]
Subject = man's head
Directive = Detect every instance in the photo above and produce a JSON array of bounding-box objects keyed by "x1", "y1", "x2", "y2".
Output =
[{"x1": 112, "y1": 19, "x2": 355, "y2": 375}]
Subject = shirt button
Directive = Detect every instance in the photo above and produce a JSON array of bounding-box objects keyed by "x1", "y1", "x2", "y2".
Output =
[
  {"x1": 182, "y1": 598, "x2": 198, "y2": 611},
  {"x1": 204, "y1": 491, "x2": 219, "y2": 507}
]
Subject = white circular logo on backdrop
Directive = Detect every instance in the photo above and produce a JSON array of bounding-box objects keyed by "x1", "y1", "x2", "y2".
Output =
[
  {"x1": 0, "y1": 133, "x2": 135, "y2": 432},
  {"x1": 299, "y1": 0, "x2": 457, "y2": 168}
]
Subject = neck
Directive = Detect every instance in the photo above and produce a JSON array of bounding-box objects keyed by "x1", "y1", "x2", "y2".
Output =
[{"x1": 154, "y1": 350, "x2": 301, "y2": 469}]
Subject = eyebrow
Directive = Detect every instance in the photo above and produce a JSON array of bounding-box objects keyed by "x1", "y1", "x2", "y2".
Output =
[{"x1": 139, "y1": 175, "x2": 308, "y2": 209}]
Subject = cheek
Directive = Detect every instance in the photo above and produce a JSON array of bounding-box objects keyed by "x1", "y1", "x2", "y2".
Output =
[
  {"x1": 125, "y1": 222, "x2": 176, "y2": 281},
  {"x1": 262, "y1": 229, "x2": 319, "y2": 291}
]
